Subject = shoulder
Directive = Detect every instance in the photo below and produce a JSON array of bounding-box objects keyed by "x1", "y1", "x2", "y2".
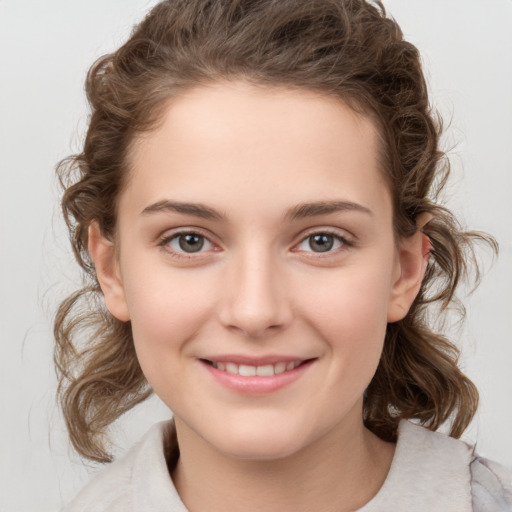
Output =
[
  {"x1": 361, "y1": 420, "x2": 511, "y2": 512},
  {"x1": 61, "y1": 435, "x2": 142, "y2": 512},
  {"x1": 61, "y1": 421, "x2": 186, "y2": 512},
  {"x1": 61, "y1": 456, "x2": 133, "y2": 512},
  {"x1": 399, "y1": 421, "x2": 512, "y2": 510},
  {"x1": 396, "y1": 421, "x2": 512, "y2": 512},
  {"x1": 470, "y1": 454, "x2": 512, "y2": 512}
]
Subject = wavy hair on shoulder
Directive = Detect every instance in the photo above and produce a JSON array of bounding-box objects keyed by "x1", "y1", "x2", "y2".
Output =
[{"x1": 55, "y1": 0, "x2": 497, "y2": 462}]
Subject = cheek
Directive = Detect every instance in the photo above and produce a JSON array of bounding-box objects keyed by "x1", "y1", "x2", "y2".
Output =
[
  {"x1": 122, "y1": 267, "x2": 218, "y2": 376},
  {"x1": 299, "y1": 259, "x2": 394, "y2": 369}
]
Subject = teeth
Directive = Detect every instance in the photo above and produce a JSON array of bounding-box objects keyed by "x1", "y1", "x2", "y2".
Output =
[
  {"x1": 274, "y1": 362, "x2": 286, "y2": 374},
  {"x1": 256, "y1": 364, "x2": 274, "y2": 376},
  {"x1": 226, "y1": 363, "x2": 238, "y2": 374},
  {"x1": 239, "y1": 364, "x2": 257, "y2": 376},
  {"x1": 210, "y1": 360, "x2": 303, "y2": 376}
]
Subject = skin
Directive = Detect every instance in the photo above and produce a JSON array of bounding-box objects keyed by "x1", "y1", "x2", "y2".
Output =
[{"x1": 89, "y1": 81, "x2": 429, "y2": 512}]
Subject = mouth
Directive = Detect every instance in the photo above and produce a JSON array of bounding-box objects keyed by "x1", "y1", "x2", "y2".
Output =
[{"x1": 201, "y1": 359, "x2": 310, "y2": 377}]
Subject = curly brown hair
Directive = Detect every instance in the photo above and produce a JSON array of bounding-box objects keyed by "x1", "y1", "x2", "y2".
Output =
[{"x1": 55, "y1": 0, "x2": 496, "y2": 463}]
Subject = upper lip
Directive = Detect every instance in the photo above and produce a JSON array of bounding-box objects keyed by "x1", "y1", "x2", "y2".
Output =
[{"x1": 200, "y1": 354, "x2": 315, "y2": 366}]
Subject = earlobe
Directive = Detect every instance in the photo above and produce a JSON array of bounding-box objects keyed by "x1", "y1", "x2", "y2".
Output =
[
  {"x1": 88, "y1": 222, "x2": 130, "y2": 322},
  {"x1": 387, "y1": 214, "x2": 432, "y2": 323}
]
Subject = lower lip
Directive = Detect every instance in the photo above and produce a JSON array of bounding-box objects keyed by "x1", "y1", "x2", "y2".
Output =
[{"x1": 201, "y1": 360, "x2": 315, "y2": 394}]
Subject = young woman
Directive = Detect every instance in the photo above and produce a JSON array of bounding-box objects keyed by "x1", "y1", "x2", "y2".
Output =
[{"x1": 55, "y1": 0, "x2": 511, "y2": 510}]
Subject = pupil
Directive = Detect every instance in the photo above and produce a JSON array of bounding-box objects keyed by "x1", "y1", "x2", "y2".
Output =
[
  {"x1": 310, "y1": 234, "x2": 333, "y2": 252},
  {"x1": 179, "y1": 234, "x2": 204, "y2": 252}
]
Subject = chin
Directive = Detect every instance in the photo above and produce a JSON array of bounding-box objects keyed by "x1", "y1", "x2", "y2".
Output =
[
  {"x1": 219, "y1": 438, "x2": 304, "y2": 461},
  {"x1": 204, "y1": 420, "x2": 314, "y2": 461}
]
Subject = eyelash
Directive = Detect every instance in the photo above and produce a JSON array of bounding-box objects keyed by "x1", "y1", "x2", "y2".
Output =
[
  {"x1": 158, "y1": 229, "x2": 216, "y2": 260},
  {"x1": 158, "y1": 228, "x2": 353, "y2": 260},
  {"x1": 294, "y1": 229, "x2": 353, "y2": 257}
]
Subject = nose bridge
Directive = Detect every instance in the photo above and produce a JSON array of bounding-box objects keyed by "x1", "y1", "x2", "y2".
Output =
[{"x1": 219, "y1": 240, "x2": 291, "y2": 337}]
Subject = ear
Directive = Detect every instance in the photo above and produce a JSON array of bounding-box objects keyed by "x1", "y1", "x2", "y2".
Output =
[
  {"x1": 387, "y1": 213, "x2": 432, "y2": 323},
  {"x1": 88, "y1": 222, "x2": 130, "y2": 322}
]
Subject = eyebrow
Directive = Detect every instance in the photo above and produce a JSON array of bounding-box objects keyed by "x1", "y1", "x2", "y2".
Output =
[
  {"x1": 141, "y1": 200, "x2": 225, "y2": 220},
  {"x1": 284, "y1": 200, "x2": 373, "y2": 221},
  {"x1": 140, "y1": 199, "x2": 373, "y2": 221}
]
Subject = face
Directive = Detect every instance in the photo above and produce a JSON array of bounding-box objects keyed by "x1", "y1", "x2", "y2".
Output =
[{"x1": 94, "y1": 81, "x2": 423, "y2": 460}]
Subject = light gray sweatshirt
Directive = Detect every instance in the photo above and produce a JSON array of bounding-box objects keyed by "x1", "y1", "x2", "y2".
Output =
[{"x1": 63, "y1": 420, "x2": 512, "y2": 511}]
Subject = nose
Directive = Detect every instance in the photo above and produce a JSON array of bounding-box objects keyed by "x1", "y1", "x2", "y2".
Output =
[{"x1": 218, "y1": 248, "x2": 293, "y2": 339}]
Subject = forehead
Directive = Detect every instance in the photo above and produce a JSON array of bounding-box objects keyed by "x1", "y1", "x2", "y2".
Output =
[{"x1": 123, "y1": 81, "x2": 391, "y2": 222}]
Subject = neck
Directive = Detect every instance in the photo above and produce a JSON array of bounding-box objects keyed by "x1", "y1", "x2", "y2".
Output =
[{"x1": 171, "y1": 408, "x2": 395, "y2": 512}]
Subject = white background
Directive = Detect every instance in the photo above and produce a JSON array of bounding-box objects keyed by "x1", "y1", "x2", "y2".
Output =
[{"x1": 1, "y1": 1, "x2": 511, "y2": 510}]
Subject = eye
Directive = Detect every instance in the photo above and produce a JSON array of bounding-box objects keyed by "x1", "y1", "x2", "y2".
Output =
[
  {"x1": 295, "y1": 232, "x2": 347, "y2": 253},
  {"x1": 163, "y1": 232, "x2": 214, "y2": 254}
]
